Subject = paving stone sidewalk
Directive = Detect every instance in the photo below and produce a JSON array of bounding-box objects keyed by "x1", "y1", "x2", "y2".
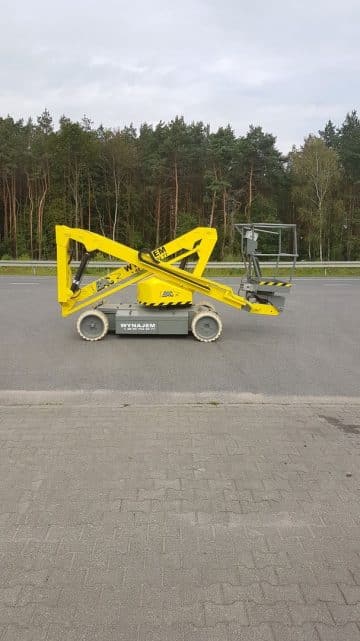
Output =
[{"x1": 1, "y1": 394, "x2": 360, "y2": 640}]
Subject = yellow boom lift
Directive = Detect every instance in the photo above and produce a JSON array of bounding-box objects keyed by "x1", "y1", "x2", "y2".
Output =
[{"x1": 56, "y1": 223, "x2": 296, "y2": 342}]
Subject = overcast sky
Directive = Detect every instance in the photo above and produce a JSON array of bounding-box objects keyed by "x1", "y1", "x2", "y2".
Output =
[{"x1": 1, "y1": 0, "x2": 359, "y2": 152}]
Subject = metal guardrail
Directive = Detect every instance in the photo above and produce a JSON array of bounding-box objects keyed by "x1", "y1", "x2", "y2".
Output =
[
  {"x1": 1, "y1": 260, "x2": 360, "y2": 271},
  {"x1": 0, "y1": 259, "x2": 360, "y2": 269}
]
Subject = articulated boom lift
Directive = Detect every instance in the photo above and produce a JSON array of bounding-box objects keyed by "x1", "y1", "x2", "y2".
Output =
[{"x1": 56, "y1": 224, "x2": 296, "y2": 342}]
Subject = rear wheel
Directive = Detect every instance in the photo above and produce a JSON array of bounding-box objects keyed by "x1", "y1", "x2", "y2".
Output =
[
  {"x1": 197, "y1": 301, "x2": 216, "y2": 312},
  {"x1": 191, "y1": 310, "x2": 222, "y2": 342},
  {"x1": 76, "y1": 309, "x2": 109, "y2": 341}
]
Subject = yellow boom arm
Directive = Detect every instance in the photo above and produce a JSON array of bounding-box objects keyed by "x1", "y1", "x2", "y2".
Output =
[{"x1": 56, "y1": 225, "x2": 279, "y2": 317}]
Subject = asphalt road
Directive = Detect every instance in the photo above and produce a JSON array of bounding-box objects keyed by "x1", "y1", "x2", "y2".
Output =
[
  {"x1": 1, "y1": 278, "x2": 360, "y2": 641},
  {"x1": 1, "y1": 276, "x2": 359, "y2": 395}
]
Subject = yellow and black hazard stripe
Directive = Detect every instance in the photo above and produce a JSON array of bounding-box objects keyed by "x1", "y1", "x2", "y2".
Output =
[
  {"x1": 138, "y1": 301, "x2": 191, "y2": 307},
  {"x1": 258, "y1": 281, "x2": 292, "y2": 287}
]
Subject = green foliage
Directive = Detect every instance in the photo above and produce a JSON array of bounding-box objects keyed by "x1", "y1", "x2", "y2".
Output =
[
  {"x1": 319, "y1": 120, "x2": 338, "y2": 148},
  {"x1": 289, "y1": 136, "x2": 343, "y2": 260},
  {"x1": 0, "y1": 110, "x2": 360, "y2": 261},
  {"x1": 176, "y1": 212, "x2": 198, "y2": 236},
  {"x1": 128, "y1": 229, "x2": 143, "y2": 250},
  {"x1": 93, "y1": 252, "x2": 107, "y2": 262},
  {"x1": 0, "y1": 238, "x2": 13, "y2": 258}
]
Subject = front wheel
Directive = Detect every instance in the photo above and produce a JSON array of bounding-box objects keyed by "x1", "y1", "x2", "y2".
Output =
[
  {"x1": 76, "y1": 309, "x2": 109, "y2": 341},
  {"x1": 191, "y1": 310, "x2": 223, "y2": 342}
]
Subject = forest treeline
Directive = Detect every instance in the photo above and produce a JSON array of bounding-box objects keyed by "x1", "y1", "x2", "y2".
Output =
[{"x1": 0, "y1": 109, "x2": 359, "y2": 260}]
